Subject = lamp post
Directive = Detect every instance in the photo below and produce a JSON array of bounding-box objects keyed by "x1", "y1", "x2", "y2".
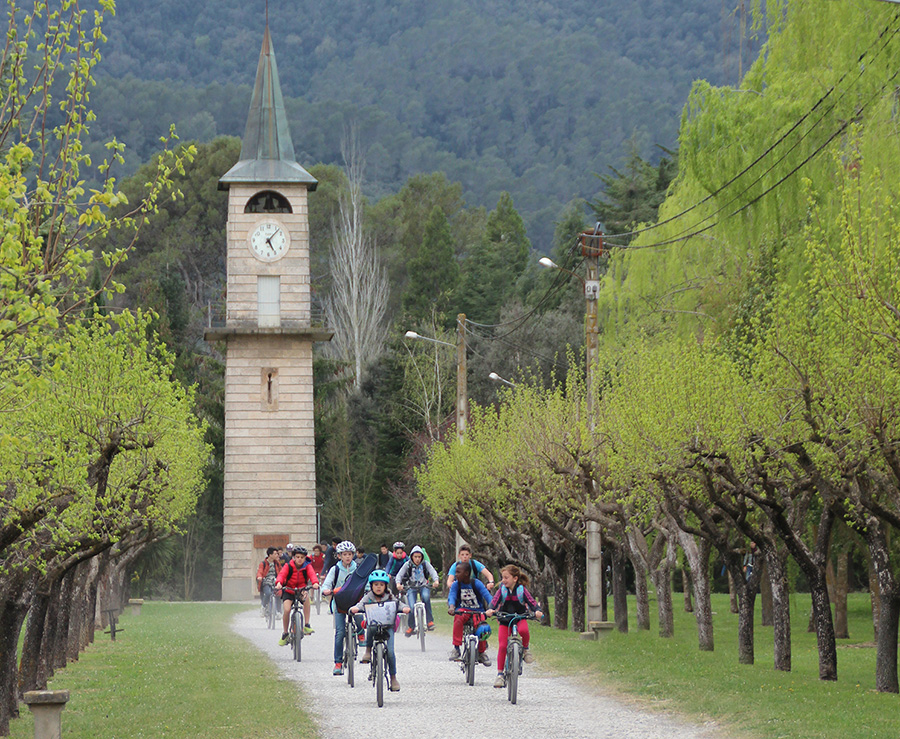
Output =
[
  {"x1": 404, "y1": 313, "x2": 468, "y2": 444},
  {"x1": 488, "y1": 371, "x2": 516, "y2": 388},
  {"x1": 539, "y1": 227, "x2": 607, "y2": 630}
]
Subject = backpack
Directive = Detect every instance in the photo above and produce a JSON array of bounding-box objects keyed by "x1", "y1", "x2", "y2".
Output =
[
  {"x1": 332, "y1": 553, "x2": 377, "y2": 614},
  {"x1": 496, "y1": 583, "x2": 527, "y2": 614},
  {"x1": 283, "y1": 558, "x2": 315, "y2": 588}
]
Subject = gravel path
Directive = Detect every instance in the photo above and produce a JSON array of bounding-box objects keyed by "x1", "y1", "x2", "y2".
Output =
[{"x1": 231, "y1": 603, "x2": 728, "y2": 739}]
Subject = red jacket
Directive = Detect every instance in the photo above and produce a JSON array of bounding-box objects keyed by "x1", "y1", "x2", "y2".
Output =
[{"x1": 277, "y1": 559, "x2": 319, "y2": 591}]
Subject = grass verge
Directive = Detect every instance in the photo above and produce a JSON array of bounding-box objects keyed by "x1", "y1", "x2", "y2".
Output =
[
  {"x1": 9, "y1": 602, "x2": 317, "y2": 739},
  {"x1": 529, "y1": 592, "x2": 897, "y2": 739}
]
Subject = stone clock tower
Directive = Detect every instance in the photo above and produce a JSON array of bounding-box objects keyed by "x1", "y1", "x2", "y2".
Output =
[{"x1": 207, "y1": 23, "x2": 330, "y2": 601}]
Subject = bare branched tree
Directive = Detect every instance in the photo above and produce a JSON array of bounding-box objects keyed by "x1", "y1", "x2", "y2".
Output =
[{"x1": 324, "y1": 131, "x2": 390, "y2": 386}]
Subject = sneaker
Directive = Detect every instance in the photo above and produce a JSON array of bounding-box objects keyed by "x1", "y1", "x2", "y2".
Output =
[
  {"x1": 278, "y1": 633, "x2": 290, "y2": 646},
  {"x1": 389, "y1": 675, "x2": 400, "y2": 692},
  {"x1": 303, "y1": 625, "x2": 314, "y2": 635},
  {"x1": 404, "y1": 627, "x2": 415, "y2": 638},
  {"x1": 427, "y1": 621, "x2": 435, "y2": 631},
  {"x1": 448, "y1": 646, "x2": 461, "y2": 661},
  {"x1": 360, "y1": 648, "x2": 372, "y2": 664},
  {"x1": 493, "y1": 673, "x2": 506, "y2": 688},
  {"x1": 333, "y1": 662, "x2": 343, "y2": 676},
  {"x1": 478, "y1": 650, "x2": 491, "y2": 666},
  {"x1": 523, "y1": 648, "x2": 534, "y2": 664}
]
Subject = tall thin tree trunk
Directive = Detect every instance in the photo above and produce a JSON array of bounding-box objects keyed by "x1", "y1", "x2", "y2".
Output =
[
  {"x1": 571, "y1": 545, "x2": 586, "y2": 633},
  {"x1": 767, "y1": 548, "x2": 792, "y2": 672},
  {"x1": 682, "y1": 566, "x2": 694, "y2": 613},
  {"x1": 760, "y1": 560, "x2": 773, "y2": 627},
  {"x1": 727, "y1": 570, "x2": 739, "y2": 614},
  {"x1": 633, "y1": 559, "x2": 650, "y2": 631},
  {"x1": 834, "y1": 551, "x2": 849, "y2": 639},
  {"x1": 870, "y1": 554, "x2": 881, "y2": 641},
  {"x1": 611, "y1": 545, "x2": 628, "y2": 633},
  {"x1": 678, "y1": 531, "x2": 713, "y2": 651}
]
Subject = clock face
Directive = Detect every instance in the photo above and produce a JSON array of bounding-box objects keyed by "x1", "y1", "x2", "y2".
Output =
[{"x1": 249, "y1": 220, "x2": 290, "y2": 262}]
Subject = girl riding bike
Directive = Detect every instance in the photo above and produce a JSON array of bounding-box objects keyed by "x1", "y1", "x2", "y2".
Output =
[
  {"x1": 485, "y1": 564, "x2": 542, "y2": 688},
  {"x1": 350, "y1": 569, "x2": 410, "y2": 692}
]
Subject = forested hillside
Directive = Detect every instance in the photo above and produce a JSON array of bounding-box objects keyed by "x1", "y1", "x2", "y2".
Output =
[{"x1": 91, "y1": 0, "x2": 758, "y2": 246}]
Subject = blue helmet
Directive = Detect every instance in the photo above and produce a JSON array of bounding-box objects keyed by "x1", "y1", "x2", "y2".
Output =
[
  {"x1": 475, "y1": 622, "x2": 492, "y2": 641},
  {"x1": 368, "y1": 569, "x2": 390, "y2": 585}
]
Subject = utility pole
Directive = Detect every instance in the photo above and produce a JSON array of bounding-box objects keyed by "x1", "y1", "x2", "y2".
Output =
[
  {"x1": 581, "y1": 226, "x2": 605, "y2": 628},
  {"x1": 456, "y1": 313, "x2": 468, "y2": 444}
]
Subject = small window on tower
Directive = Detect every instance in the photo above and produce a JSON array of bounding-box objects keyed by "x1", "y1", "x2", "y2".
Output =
[
  {"x1": 245, "y1": 190, "x2": 292, "y2": 213},
  {"x1": 261, "y1": 368, "x2": 279, "y2": 411}
]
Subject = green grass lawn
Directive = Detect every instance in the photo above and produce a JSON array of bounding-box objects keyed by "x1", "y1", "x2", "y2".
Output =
[
  {"x1": 8, "y1": 593, "x2": 898, "y2": 738},
  {"x1": 527, "y1": 592, "x2": 898, "y2": 739},
  {"x1": 9, "y1": 603, "x2": 317, "y2": 739}
]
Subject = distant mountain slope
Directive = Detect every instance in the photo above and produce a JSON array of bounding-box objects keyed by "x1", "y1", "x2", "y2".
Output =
[{"x1": 95, "y1": 0, "x2": 759, "y2": 245}]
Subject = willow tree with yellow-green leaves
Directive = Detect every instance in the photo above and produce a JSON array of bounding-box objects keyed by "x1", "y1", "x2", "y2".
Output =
[{"x1": 0, "y1": 2, "x2": 200, "y2": 732}]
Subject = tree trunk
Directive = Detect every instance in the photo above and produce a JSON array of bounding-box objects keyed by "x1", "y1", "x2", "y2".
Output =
[
  {"x1": 651, "y1": 540, "x2": 676, "y2": 638},
  {"x1": 727, "y1": 570, "x2": 739, "y2": 614},
  {"x1": 728, "y1": 558, "x2": 757, "y2": 665},
  {"x1": 760, "y1": 560, "x2": 773, "y2": 627},
  {"x1": 633, "y1": 559, "x2": 650, "y2": 631},
  {"x1": 682, "y1": 566, "x2": 694, "y2": 613},
  {"x1": 571, "y1": 545, "x2": 586, "y2": 633},
  {"x1": 0, "y1": 576, "x2": 33, "y2": 737},
  {"x1": 600, "y1": 549, "x2": 608, "y2": 622},
  {"x1": 808, "y1": 571, "x2": 838, "y2": 681},
  {"x1": 766, "y1": 548, "x2": 792, "y2": 672},
  {"x1": 870, "y1": 554, "x2": 881, "y2": 641},
  {"x1": 17, "y1": 587, "x2": 52, "y2": 695},
  {"x1": 865, "y1": 519, "x2": 899, "y2": 693},
  {"x1": 677, "y1": 531, "x2": 714, "y2": 651},
  {"x1": 611, "y1": 545, "x2": 628, "y2": 633},
  {"x1": 834, "y1": 551, "x2": 849, "y2": 639}
]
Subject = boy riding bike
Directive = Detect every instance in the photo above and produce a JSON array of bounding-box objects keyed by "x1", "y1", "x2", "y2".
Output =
[
  {"x1": 321, "y1": 540, "x2": 359, "y2": 675},
  {"x1": 275, "y1": 546, "x2": 319, "y2": 645},
  {"x1": 395, "y1": 545, "x2": 439, "y2": 635},
  {"x1": 447, "y1": 561, "x2": 492, "y2": 665}
]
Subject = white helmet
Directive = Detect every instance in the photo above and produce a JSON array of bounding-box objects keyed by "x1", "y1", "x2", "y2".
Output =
[{"x1": 336, "y1": 540, "x2": 356, "y2": 553}]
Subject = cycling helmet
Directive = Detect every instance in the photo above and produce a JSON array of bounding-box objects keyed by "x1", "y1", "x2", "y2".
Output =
[
  {"x1": 285, "y1": 543, "x2": 295, "y2": 551},
  {"x1": 368, "y1": 569, "x2": 390, "y2": 585},
  {"x1": 336, "y1": 540, "x2": 356, "y2": 553},
  {"x1": 392, "y1": 541, "x2": 405, "y2": 550},
  {"x1": 293, "y1": 546, "x2": 308, "y2": 557},
  {"x1": 475, "y1": 622, "x2": 492, "y2": 641}
]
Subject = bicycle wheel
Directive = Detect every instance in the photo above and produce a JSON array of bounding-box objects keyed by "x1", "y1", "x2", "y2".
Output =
[
  {"x1": 466, "y1": 639, "x2": 477, "y2": 686},
  {"x1": 266, "y1": 595, "x2": 276, "y2": 629},
  {"x1": 346, "y1": 622, "x2": 355, "y2": 687},
  {"x1": 417, "y1": 604, "x2": 426, "y2": 652},
  {"x1": 315, "y1": 588, "x2": 321, "y2": 615},
  {"x1": 375, "y1": 642, "x2": 385, "y2": 708},
  {"x1": 507, "y1": 641, "x2": 520, "y2": 704},
  {"x1": 293, "y1": 609, "x2": 303, "y2": 662}
]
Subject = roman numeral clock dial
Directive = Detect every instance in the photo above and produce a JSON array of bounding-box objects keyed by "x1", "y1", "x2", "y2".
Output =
[{"x1": 249, "y1": 220, "x2": 290, "y2": 261}]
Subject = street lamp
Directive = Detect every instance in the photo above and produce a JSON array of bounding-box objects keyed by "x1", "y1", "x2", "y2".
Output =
[
  {"x1": 488, "y1": 371, "x2": 516, "y2": 388},
  {"x1": 403, "y1": 314, "x2": 468, "y2": 443}
]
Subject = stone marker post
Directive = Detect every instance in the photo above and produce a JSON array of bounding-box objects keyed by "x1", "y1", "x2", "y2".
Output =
[{"x1": 23, "y1": 690, "x2": 69, "y2": 739}]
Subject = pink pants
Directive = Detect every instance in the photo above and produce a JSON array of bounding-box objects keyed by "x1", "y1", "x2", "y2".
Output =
[
  {"x1": 452, "y1": 612, "x2": 487, "y2": 653},
  {"x1": 496, "y1": 621, "x2": 530, "y2": 671}
]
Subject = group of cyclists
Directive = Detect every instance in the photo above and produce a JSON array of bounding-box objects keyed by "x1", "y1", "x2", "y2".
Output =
[{"x1": 255, "y1": 540, "x2": 542, "y2": 691}]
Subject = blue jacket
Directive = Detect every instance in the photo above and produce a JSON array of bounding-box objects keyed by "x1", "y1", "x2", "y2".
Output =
[{"x1": 448, "y1": 578, "x2": 492, "y2": 613}]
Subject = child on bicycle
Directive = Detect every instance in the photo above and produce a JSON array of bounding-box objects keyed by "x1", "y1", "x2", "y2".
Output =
[
  {"x1": 256, "y1": 546, "x2": 280, "y2": 616},
  {"x1": 485, "y1": 564, "x2": 543, "y2": 688},
  {"x1": 395, "y1": 545, "x2": 440, "y2": 635},
  {"x1": 275, "y1": 546, "x2": 319, "y2": 645},
  {"x1": 447, "y1": 561, "x2": 492, "y2": 665},
  {"x1": 350, "y1": 569, "x2": 410, "y2": 692},
  {"x1": 321, "y1": 540, "x2": 358, "y2": 675}
]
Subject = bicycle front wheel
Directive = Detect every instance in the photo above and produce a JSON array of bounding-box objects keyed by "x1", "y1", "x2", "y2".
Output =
[
  {"x1": 375, "y1": 643, "x2": 385, "y2": 707},
  {"x1": 418, "y1": 605, "x2": 426, "y2": 652},
  {"x1": 466, "y1": 641, "x2": 477, "y2": 686},
  {"x1": 346, "y1": 623, "x2": 355, "y2": 687},
  {"x1": 293, "y1": 610, "x2": 303, "y2": 662},
  {"x1": 507, "y1": 641, "x2": 520, "y2": 704},
  {"x1": 267, "y1": 596, "x2": 277, "y2": 630}
]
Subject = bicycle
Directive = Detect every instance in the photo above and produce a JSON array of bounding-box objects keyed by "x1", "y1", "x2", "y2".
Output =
[
  {"x1": 342, "y1": 612, "x2": 362, "y2": 687},
  {"x1": 265, "y1": 586, "x2": 279, "y2": 630},
  {"x1": 314, "y1": 585, "x2": 321, "y2": 615},
  {"x1": 495, "y1": 612, "x2": 535, "y2": 704},
  {"x1": 405, "y1": 585, "x2": 429, "y2": 652},
  {"x1": 282, "y1": 585, "x2": 310, "y2": 663},
  {"x1": 452, "y1": 609, "x2": 483, "y2": 686},
  {"x1": 363, "y1": 600, "x2": 399, "y2": 707}
]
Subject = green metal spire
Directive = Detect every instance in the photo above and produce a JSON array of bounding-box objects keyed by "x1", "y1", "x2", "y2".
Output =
[{"x1": 220, "y1": 23, "x2": 317, "y2": 190}]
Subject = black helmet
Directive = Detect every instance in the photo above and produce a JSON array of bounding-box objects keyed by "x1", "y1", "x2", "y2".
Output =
[{"x1": 293, "y1": 546, "x2": 308, "y2": 557}]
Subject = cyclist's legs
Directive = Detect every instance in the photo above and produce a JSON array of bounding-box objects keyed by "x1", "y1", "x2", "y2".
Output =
[
  {"x1": 421, "y1": 586, "x2": 434, "y2": 622},
  {"x1": 301, "y1": 590, "x2": 311, "y2": 625},
  {"x1": 282, "y1": 594, "x2": 292, "y2": 633},
  {"x1": 472, "y1": 613, "x2": 488, "y2": 653},
  {"x1": 496, "y1": 622, "x2": 510, "y2": 671},
  {"x1": 261, "y1": 583, "x2": 274, "y2": 608},
  {"x1": 384, "y1": 629, "x2": 398, "y2": 675},
  {"x1": 518, "y1": 620, "x2": 530, "y2": 648},
  {"x1": 451, "y1": 613, "x2": 468, "y2": 646},
  {"x1": 406, "y1": 589, "x2": 417, "y2": 613},
  {"x1": 333, "y1": 611, "x2": 347, "y2": 663}
]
